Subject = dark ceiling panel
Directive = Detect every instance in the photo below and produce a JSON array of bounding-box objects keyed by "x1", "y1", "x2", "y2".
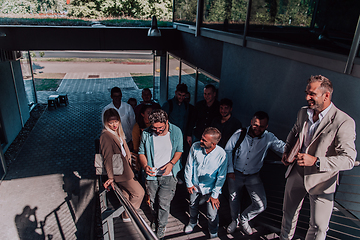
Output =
[{"x1": 0, "y1": 26, "x2": 181, "y2": 51}]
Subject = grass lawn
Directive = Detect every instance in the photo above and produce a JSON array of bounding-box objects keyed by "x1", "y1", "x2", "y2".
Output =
[
  {"x1": 131, "y1": 73, "x2": 153, "y2": 89},
  {"x1": 34, "y1": 73, "x2": 65, "y2": 91}
]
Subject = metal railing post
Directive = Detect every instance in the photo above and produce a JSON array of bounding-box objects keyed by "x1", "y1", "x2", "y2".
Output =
[{"x1": 344, "y1": 14, "x2": 360, "y2": 74}]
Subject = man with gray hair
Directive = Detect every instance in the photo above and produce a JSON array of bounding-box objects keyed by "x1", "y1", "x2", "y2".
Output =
[
  {"x1": 138, "y1": 109, "x2": 183, "y2": 239},
  {"x1": 184, "y1": 127, "x2": 227, "y2": 239},
  {"x1": 280, "y1": 75, "x2": 356, "y2": 240}
]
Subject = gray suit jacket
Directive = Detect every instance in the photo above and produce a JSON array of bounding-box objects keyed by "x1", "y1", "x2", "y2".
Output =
[{"x1": 284, "y1": 104, "x2": 357, "y2": 195}]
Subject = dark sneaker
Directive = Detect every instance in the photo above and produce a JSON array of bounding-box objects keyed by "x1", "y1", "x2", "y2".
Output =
[
  {"x1": 240, "y1": 219, "x2": 253, "y2": 235},
  {"x1": 227, "y1": 219, "x2": 239, "y2": 234}
]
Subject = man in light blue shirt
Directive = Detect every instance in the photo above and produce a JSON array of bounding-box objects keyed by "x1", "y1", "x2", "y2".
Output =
[
  {"x1": 225, "y1": 111, "x2": 285, "y2": 235},
  {"x1": 184, "y1": 127, "x2": 227, "y2": 239}
]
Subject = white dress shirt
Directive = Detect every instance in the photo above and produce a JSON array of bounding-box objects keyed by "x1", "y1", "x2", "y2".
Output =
[
  {"x1": 185, "y1": 142, "x2": 227, "y2": 199},
  {"x1": 301, "y1": 103, "x2": 333, "y2": 153}
]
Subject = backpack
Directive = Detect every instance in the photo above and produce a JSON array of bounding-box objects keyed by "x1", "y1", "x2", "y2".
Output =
[{"x1": 232, "y1": 128, "x2": 247, "y2": 161}]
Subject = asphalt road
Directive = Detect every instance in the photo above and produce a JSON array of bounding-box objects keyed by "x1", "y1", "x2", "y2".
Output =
[{"x1": 34, "y1": 50, "x2": 153, "y2": 59}]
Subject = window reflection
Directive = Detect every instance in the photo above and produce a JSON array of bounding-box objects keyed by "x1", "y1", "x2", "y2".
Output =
[
  {"x1": 180, "y1": 63, "x2": 196, "y2": 105},
  {"x1": 20, "y1": 51, "x2": 36, "y2": 109},
  {"x1": 167, "y1": 54, "x2": 181, "y2": 100},
  {"x1": 196, "y1": 72, "x2": 220, "y2": 103},
  {"x1": 248, "y1": 0, "x2": 360, "y2": 55},
  {"x1": 153, "y1": 55, "x2": 161, "y2": 102},
  {"x1": 174, "y1": 0, "x2": 198, "y2": 25},
  {"x1": 203, "y1": 0, "x2": 248, "y2": 33}
]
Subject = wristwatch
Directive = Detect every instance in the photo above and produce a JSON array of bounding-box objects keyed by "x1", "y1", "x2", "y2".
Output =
[{"x1": 315, "y1": 157, "x2": 320, "y2": 168}]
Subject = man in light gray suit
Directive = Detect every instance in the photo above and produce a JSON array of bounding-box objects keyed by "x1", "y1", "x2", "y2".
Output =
[{"x1": 279, "y1": 75, "x2": 357, "y2": 240}]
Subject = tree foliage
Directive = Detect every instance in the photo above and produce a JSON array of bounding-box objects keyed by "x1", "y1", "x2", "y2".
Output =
[
  {"x1": 0, "y1": 0, "x2": 66, "y2": 14},
  {"x1": 0, "y1": 0, "x2": 173, "y2": 20}
]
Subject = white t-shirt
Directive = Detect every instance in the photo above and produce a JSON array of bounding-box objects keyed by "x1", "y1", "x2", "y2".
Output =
[{"x1": 153, "y1": 132, "x2": 172, "y2": 176}]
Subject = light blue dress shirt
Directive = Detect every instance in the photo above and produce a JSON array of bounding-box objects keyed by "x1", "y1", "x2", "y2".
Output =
[
  {"x1": 225, "y1": 127, "x2": 285, "y2": 175},
  {"x1": 184, "y1": 142, "x2": 227, "y2": 199}
]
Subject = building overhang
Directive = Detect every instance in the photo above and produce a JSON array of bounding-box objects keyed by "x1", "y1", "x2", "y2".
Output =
[{"x1": 0, "y1": 25, "x2": 181, "y2": 51}]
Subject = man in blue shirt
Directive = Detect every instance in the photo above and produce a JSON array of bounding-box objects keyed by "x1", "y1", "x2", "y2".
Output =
[
  {"x1": 225, "y1": 111, "x2": 285, "y2": 235},
  {"x1": 138, "y1": 109, "x2": 183, "y2": 239},
  {"x1": 184, "y1": 127, "x2": 227, "y2": 239}
]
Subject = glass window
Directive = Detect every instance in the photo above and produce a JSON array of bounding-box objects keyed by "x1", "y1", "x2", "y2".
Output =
[
  {"x1": 153, "y1": 55, "x2": 161, "y2": 102},
  {"x1": 196, "y1": 71, "x2": 220, "y2": 103},
  {"x1": 0, "y1": 111, "x2": 6, "y2": 146},
  {"x1": 167, "y1": 54, "x2": 181, "y2": 100},
  {"x1": 180, "y1": 62, "x2": 196, "y2": 105},
  {"x1": 248, "y1": 0, "x2": 360, "y2": 55},
  {"x1": 203, "y1": 0, "x2": 248, "y2": 34},
  {"x1": 20, "y1": 51, "x2": 36, "y2": 109},
  {"x1": 174, "y1": 0, "x2": 198, "y2": 25}
]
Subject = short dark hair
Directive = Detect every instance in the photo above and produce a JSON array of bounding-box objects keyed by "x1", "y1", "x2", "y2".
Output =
[
  {"x1": 127, "y1": 98, "x2": 137, "y2": 104},
  {"x1": 220, "y1": 98, "x2": 233, "y2": 108},
  {"x1": 142, "y1": 88, "x2": 151, "y2": 94},
  {"x1": 111, "y1": 87, "x2": 122, "y2": 96},
  {"x1": 149, "y1": 109, "x2": 168, "y2": 124},
  {"x1": 176, "y1": 83, "x2": 188, "y2": 93},
  {"x1": 204, "y1": 84, "x2": 216, "y2": 93},
  {"x1": 253, "y1": 111, "x2": 269, "y2": 122}
]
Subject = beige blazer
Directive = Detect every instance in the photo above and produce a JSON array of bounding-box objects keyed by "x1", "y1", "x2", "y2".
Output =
[
  {"x1": 100, "y1": 129, "x2": 134, "y2": 182},
  {"x1": 284, "y1": 104, "x2": 357, "y2": 195}
]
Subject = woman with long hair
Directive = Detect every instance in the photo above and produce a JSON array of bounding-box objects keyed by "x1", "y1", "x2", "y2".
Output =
[{"x1": 100, "y1": 108, "x2": 144, "y2": 221}]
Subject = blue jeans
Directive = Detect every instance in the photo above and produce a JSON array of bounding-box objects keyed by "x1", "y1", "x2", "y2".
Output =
[
  {"x1": 146, "y1": 176, "x2": 177, "y2": 229},
  {"x1": 228, "y1": 171, "x2": 267, "y2": 222},
  {"x1": 189, "y1": 192, "x2": 219, "y2": 235}
]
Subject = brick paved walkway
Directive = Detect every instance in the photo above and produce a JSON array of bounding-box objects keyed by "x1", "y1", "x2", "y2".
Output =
[
  {"x1": 0, "y1": 74, "x2": 142, "y2": 240},
  {"x1": 0, "y1": 72, "x2": 278, "y2": 240}
]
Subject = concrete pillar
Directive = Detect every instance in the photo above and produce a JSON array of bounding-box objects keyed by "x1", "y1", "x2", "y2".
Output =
[{"x1": 158, "y1": 51, "x2": 168, "y2": 105}]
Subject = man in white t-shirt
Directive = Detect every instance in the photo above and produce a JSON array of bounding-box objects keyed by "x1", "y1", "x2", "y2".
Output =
[
  {"x1": 139, "y1": 109, "x2": 183, "y2": 239},
  {"x1": 102, "y1": 87, "x2": 136, "y2": 145}
]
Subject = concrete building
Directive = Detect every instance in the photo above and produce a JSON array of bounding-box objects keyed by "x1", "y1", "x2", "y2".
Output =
[{"x1": 1, "y1": 0, "x2": 360, "y2": 238}]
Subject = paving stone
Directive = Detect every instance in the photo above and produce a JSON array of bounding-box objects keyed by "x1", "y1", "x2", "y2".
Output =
[{"x1": 0, "y1": 74, "x2": 143, "y2": 240}]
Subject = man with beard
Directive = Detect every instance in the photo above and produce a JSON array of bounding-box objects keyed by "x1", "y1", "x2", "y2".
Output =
[
  {"x1": 163, "y1": 83, "x2": 193, "y2": 183},
  {"x1": 184, "y1": 127, "x2": 227, "y2": 239},
  {"x1": 211, "y1": 98, "x2": 242, "y2": 148},
  {"x1": 187, "y1": 84, "x2": 220, "y2": 145},
  {"x1": 279, "y1": 75, "x2": 356, "y2": 240},
  {"x1": 138, "y1": 109, "x2": 183, "y2": 239},
  {"x1": 225, "y1": 111, "x2": 285, "y2": 235}
]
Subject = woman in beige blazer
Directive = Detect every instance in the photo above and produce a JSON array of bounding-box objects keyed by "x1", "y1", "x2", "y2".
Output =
[{"x1": 100, "y1": 108, "x2": 144, "y2": 221}]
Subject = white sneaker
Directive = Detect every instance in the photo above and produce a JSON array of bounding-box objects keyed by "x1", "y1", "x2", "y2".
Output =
[
  {"x1": 184, "y1": 222, "x2": 197, "y2": 234},
  {"x1": 209, "y1": 232, "x2": 218, "y2": 238},
  {"x1": 123, "y1": 217, "x2": 131, "y2": 222}
]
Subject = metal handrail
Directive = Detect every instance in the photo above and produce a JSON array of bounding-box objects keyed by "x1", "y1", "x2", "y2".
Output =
[{"x1": 111, "y1": 184, "x2": 158, "y2": 240}]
